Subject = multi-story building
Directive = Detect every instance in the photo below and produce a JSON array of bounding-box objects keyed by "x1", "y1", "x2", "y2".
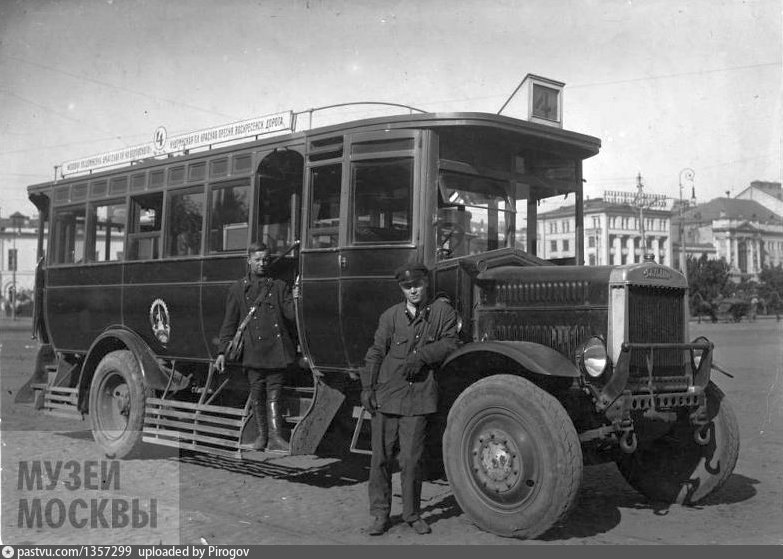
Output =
[
  {"x1": 0, "y1": 211, "x2": 39, "y2": 306},
  {"x1": 538, "y1": 192, "x2": 673, "y2": 267},
  {"x1": 734, "y1": 180, "x2": 783, "y2": 217},
  {"x1": 673, "y1": 193, "x2": 783, "y2": 283}
]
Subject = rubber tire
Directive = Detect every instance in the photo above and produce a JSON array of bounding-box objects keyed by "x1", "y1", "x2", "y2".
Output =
[
  {"x1": 442, "y1": 374, "x2": 583, "y2": 539},
  {"x1": 88, "y1": 350, "x2": 147, "y2": 459},
  {"x1": 616, "y1": 381, "x2": 739, "y2": 504}
]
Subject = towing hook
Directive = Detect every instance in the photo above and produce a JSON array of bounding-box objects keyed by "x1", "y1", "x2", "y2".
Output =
[
  {"x1": 619, "y1": 430, "x2": 638, "y2": 453},
  {"x1": 694, "y1": 424, "x2": 711, "y2": 446}
]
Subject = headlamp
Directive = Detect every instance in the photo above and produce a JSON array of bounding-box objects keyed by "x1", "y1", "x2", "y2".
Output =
[{"x1": 578, "y1": 336, "x2": 609, "y2": 378}]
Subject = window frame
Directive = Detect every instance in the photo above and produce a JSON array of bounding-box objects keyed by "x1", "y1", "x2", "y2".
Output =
[
  {"x1": 305, "y1": 161, "x2": 343, "y2": 250},
  {"x1": 86, "y1": 198, "x2": 127, "y2": 263},
  {"x1": 164, "y1": 184, "x2": 207, "y2": 258},
  {"x1": 126, "y1": 191, "x2": 164, "y2": 261},
  {"x1": 349, "y1": 155, "x2": 415, "y2": 246},
  {"x1": 207, "y1": 177, "x2": 252, "y2": 254},
  {"x1": 50, "y1": 203, "x2": 88, "y2": 265}
]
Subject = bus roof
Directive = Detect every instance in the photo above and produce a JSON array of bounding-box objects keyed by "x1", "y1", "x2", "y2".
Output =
[{"x1": 28, "y1": 109, "x2": 601, "y2": 194}]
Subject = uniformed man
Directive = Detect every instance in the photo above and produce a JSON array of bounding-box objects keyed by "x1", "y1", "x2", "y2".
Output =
[
  {"x1": 215, "y1": 241, "x2": 297, "y2": 452},
  {"x1": 361, "y1": 262, "x2": 460, "y2": 535}
]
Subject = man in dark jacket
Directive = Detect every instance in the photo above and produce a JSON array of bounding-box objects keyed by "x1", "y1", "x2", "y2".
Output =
[
  {"x1": 361, "y1": 262, "x2": 459, "y2": 536},
  {"x1": 215, "y1": 241, "x2": 297, "y2": 452}
]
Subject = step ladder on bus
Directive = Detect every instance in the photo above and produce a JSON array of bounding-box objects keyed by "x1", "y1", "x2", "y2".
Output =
[{"x1": 142, "y1": 364, "x2": 320, "y2": 459}]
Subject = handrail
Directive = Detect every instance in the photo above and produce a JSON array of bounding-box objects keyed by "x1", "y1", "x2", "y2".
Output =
[
  {"x1": 297, "y1": 101, "x2": 427, "y2": 116},
  {"x1": 294, "y1": 101, "x2": 427, "y2": 131}
]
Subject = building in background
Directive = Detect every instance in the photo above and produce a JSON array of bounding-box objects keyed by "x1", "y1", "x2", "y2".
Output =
[
  {"x1": 673, "y1": 189, "x2": 783, "y2": 283},
  {"x1": 0, "y1": 212, "x2": 40, "y2": 314},
  {"x1": 734, "y1": 180, "x2": 783, "y2": 216},
  {"x1": 538, "y1": 188, "x2": 673, "y2": 267},
  {"x1": 538, "y1": 179, "x2": 783, "y2": 284}
]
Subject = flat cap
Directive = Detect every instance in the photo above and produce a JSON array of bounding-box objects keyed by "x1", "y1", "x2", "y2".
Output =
[{"x1": 395, "y1": 262, "x2": 429, "y2": 285}]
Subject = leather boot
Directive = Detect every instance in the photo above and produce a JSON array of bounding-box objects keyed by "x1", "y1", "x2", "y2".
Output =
[
  {"x1": 266, "y1": 388, "x2": 290, "y2": 452},
  {"x1": 240, "y1": 399, "x2": 267, "y2": 451}
]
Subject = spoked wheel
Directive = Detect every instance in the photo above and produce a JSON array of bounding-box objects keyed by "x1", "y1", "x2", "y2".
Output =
[
  {"x1": 616, "y1": 381, "x2": 739, "y2": 504},
  {"x1": 89, "y1": 350, "x2": 147, "y2": 459},
  {"x1": 443, "y1": 375, "x2": 582, "y2": 539}
]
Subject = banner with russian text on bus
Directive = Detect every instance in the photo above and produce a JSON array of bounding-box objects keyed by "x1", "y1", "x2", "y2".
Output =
[{"x1": 61, "y1": 111, "x2": 293, "y2": 177}]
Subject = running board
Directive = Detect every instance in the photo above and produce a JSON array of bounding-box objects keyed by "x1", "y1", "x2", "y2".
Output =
[
  {"x1": 31, "y1": 384, "x2": 81, "y2": 419},
  {"x1": 143, "y1": 398, "x2": 248, "y2": 459}
]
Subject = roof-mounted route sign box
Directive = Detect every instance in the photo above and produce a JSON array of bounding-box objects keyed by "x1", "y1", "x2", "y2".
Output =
[
  {"x1": 498, "y1": 74, "x2": 564, "y2": 128},
  {"x1": 61, "y1": 111, "x2": 293, "y2": 177}
]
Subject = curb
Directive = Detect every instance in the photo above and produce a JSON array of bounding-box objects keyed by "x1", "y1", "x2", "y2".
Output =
[{"x1": 0, "y1": 317, "x2": 34, "y2": 332}]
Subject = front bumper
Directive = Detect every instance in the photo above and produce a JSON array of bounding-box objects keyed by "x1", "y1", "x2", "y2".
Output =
[
  {"x1": 584, "y1": 340, "x2": 714, "y2": 452},
  {"x1": 595, "y1": 339, "x2": 713, "y2": 411}
]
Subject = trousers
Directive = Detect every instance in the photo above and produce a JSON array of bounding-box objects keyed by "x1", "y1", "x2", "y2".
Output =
[
  {"x1": 368, "y1": 412, "x2": 427, "y2": 522},
  {"x1": 246, "y1": 368, "x2": 286, "y2": 401}
]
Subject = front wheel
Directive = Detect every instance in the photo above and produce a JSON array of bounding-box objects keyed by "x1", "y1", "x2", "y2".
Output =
[
  {"x1": 616, "y1": 381, "x2": 739, "y2": 504},
  {"x1": 442, "y1": 374, "x2": 583, "y2": 539},
  {"x1": 89, "y1": 350, "x2": 147, "y2": 459}
]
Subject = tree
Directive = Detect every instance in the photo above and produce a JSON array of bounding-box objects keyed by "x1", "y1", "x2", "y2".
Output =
[
  {"x1": 759, "y1": 264, "x2": 783, "y2": 314},
  {"x1": 687, "y1": 255, "x2": 731, "y2": 303}
]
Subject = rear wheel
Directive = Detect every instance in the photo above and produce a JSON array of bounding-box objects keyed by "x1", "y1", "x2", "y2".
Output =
[
  {"x1": 89, "y1": 350, "x2": 147, "y2": 459},
  {"x1": 442, "y1": 374, "x2": 582, "y2": 539},
  {"x1": 616, "y1": 381, "x2": 739, "y2": 504}
]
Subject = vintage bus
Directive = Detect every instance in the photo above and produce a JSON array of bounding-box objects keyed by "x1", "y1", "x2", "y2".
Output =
[{"x1": 18, "y1": 95, "x2": 738, "y2": 539}]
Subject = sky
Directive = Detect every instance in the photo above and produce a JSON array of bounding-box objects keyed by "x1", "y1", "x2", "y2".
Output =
[{"x1": 0, "y1": 0, "x2": 780, "y2": 219}]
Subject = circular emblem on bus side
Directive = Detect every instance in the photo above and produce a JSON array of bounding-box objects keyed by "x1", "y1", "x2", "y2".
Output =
[
  {"x1": 149, "y1": 298, "x2": 171, "y2": 345},
  {"x1": 153, "y1": 126, "x2": 167, "y2": 152}
]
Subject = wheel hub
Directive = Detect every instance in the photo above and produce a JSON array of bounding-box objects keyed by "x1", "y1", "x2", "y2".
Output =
[
  {"x1": 472, "y1": 430, "x2": 521, "y2": 493},
  {"x1": 113, "y1": 385, "x2": 130, "y2": 417}
]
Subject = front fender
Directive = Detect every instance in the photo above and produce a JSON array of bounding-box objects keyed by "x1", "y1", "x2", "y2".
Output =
[
  {"x1": 77, "y1": 326, "x2": 190, "y2": 412},
  {"x1": 442, "y1": 341, "x2": 580, "y2": 378}
]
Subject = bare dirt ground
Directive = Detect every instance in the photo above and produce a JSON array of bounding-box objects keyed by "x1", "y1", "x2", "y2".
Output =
[{"x1": 2, "y1": 317, "x2": 781, "y2": 545}]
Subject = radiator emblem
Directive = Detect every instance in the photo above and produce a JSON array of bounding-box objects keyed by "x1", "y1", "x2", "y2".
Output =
[{"x1": 642, "y1": 266, "x2": 672, "y2": 280}]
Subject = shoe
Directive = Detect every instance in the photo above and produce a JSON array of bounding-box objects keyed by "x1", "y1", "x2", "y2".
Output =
[
  {"x1": 367, "y1": 516, "x2": 389, "y2": 536},
  {"x1": 240, "y1": 399, "x2": 267, "y2": 451},
  {"x1": 266, "y1": 389, "x2": 290, "y2": 452},
  {"x1": 408, "y1": 518, "x2": 431, "y2": 535},
  {"x1": 239, "y1": 436, "x2": 265, "y2": 451}
]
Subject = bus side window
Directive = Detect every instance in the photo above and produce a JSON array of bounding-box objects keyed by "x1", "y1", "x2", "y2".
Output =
[
  {"x1": 127, "y1": 193, "x2": 163, "y2": 260},
  {"x1": 209, "y1": 179, "x2": 250, "y2": 252},
  {"x1": 165, "y1": 187, "x2": 205, "y2": 257},
  {"x1": 257, "y1": 151, "x2": 303, "y2": 253},
  {"x1": 87, "y1": 201, "x2": 126, "y2": 262},
  {"x1": 52, "y1": 206, "x2": 86, "y2": 264},
  {"x1": 307, "y1": 164, "x2": 341, "y2": 249},
  {"x1": 351, "y1": 158, "x2": 413, "y2": 244}
]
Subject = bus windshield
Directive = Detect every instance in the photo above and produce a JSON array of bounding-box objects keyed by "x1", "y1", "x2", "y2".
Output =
[
  {"x1": 435, "y1": 152, "x2": 581, "y2": 261},
  {"x1": 437, "y1": 172, "x2": 515, "y2": 258},
  {"x1": 434, "y1": 125, "x2": 585, "y2": 262}
]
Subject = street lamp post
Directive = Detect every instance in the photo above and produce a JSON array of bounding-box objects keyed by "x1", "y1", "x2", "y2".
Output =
[
  {"x1": 679, "y1": 168, "x2": 695, "y2": 279},
  {"x1": 9, "y1": 212, "x2": 25, "y2": 321},
  {"x1": 631, "y1": 172, "x2": 658, "y2": 261}
]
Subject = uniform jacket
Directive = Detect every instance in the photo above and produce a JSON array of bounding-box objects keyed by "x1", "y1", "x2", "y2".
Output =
[
  {"x1": 218, "y1": 275, "x2": 297, "y2": 370},
  {"x1": 363, "y1": 297, "x2": 459, "y2": 415}
]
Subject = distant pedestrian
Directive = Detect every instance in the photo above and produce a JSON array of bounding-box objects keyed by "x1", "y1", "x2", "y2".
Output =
[
  {"x1": 361, "y1": 262, "x2": 459, "y2": 536},
  {"x1": 750, "y1": 295, "x2": 759, "y2": 322}
]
